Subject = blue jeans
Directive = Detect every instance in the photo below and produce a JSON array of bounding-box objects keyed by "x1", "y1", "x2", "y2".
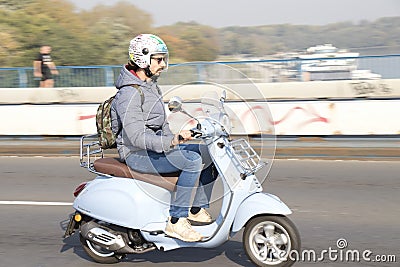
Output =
[{"x1": 125, "y1": 143, "x2": 217, "y2": 218}]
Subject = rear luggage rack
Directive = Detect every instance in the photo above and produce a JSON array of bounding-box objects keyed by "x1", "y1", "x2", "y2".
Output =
[{"x1": 79, "y1": 134, "x2": 107, "y2": 176}]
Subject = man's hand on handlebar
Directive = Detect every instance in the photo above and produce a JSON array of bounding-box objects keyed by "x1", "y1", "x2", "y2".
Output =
[{"x1": 171, "y1": 130, "x2": 192, "y2": 146}]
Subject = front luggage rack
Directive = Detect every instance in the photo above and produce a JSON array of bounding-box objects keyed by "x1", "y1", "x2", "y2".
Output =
[{"x1": 230, "y1": 138, "x2": 264, "y2": 174}]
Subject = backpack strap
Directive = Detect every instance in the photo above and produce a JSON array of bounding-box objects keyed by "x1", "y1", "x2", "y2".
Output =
[
  {"x1": 115, "y1": 84, "x2": 144, "y2": 106},
  {"x1": 131, "y1": 84, "x2": 144, "y2": 107}
]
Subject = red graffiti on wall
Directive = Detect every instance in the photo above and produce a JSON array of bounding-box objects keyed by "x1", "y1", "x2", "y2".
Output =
[
  {"x1": 77, "y1": 104, "x2": 330, "y2": 131},
  {"x1": 78, "y1": 115, "x2": 96, "y2": 120},
  {"x1": 241, "y1": 104, "x2": 329, "y2": 128}
]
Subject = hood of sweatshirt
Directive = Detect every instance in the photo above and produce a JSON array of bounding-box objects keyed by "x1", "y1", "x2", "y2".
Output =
[{"x1": 115, "y1": 65, "x2": 143, "y2": 89}]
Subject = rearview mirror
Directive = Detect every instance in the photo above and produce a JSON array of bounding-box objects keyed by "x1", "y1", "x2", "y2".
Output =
[{"x1": 168, "y1": 96, "x2": 183, "y2": 112}]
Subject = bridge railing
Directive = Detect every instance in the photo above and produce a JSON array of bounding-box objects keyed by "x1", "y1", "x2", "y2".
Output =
[{"x1": 1, "y1": 55, "x2": 399, "y2": 88}]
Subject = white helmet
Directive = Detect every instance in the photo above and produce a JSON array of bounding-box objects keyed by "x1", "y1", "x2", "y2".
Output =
[{"x1": 128, "y1": 34, "x2": 168, "y2": 69}]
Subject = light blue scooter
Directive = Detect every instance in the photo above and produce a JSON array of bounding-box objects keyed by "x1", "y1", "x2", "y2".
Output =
[{"x1": 64, "y1": 91, "x2": 300, "y2": 267}]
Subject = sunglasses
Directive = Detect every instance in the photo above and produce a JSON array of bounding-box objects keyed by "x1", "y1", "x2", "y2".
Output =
[{"x1": 151, "y1": 56, "x2": 167, "y2": 64}]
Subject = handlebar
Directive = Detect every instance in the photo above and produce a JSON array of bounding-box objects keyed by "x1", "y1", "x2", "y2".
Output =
[
  {"x1": 190, "y1": 129, "x2": 203, "y2": 138},
  {"x1": 178, "y1": 129, "x2": 202, "y2": 142}
]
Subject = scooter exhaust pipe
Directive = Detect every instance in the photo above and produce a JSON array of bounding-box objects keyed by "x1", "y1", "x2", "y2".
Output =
[{"x1": 80, "y1": 221, "x2": 126, "y2": 251}]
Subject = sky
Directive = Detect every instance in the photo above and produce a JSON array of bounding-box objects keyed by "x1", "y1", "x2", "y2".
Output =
[{"x1": 67, "y1": 0, "x2": 400, "y2": 28}]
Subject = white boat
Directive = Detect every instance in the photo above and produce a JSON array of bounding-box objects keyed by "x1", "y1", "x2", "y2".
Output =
[
  {"x1": 299, "y1": 44, "x2": 359, "y2": 59},
  {"x1": 297, "y1": 44, "x2": 380, "y2": 81}
]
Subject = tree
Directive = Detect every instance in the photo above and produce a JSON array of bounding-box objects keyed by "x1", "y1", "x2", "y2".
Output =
[
  {"x1": 1, "y1": 1, "x2": 399, "y2": 67},
  {"x1": 158, "y1": 22, "x2": 219, "y2": 62},
  {"x1": 0, "y1": 0, "x2": 35, "y2": 11},
  {"x1": 78, "y1": 1, "x2": 153, "y2": 65}
]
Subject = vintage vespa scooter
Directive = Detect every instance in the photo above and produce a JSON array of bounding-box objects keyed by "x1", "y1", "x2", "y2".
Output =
[{"x1": 64, "y1": 91, "x2": 300, "y2": 267}]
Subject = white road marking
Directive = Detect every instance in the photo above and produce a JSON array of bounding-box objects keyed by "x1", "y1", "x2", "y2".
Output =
[{"x1": 0, "y1": 201, "x2": 72, "y2": 206}]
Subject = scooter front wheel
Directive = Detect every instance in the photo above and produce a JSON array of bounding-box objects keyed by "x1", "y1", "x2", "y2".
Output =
[{"x1": 243, "y1": 215, "x2": 300, "y2": 267}]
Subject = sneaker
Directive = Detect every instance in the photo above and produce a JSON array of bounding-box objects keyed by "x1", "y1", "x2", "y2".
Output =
[
  {"x1": 165, "y1": 217, "x2": 203, "y2": 242},
  {"x1": 188, "y1": 208, "x2": 212, "y2": 224}
]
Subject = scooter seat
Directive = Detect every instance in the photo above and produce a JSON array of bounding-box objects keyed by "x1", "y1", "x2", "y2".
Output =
[{"x1": 93, "y1": 157, "x2": 178, "y2": 191}]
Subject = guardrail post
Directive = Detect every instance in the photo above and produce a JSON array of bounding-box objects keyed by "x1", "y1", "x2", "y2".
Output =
[
  {"x1": 196, "y1": 63, "x2": 206, "y2": 83},
  {"x1": 105, "y1": 67, "x2": 114, "y2": 86},
  {"x1": 18, "y1": 68, "x2": 27, "y2": 88}
]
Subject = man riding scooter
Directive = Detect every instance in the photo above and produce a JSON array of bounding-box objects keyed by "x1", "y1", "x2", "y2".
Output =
[
  {"x1": 110, "y1": 34, "x2": 218, "y2": 242},
  {"x1": 65, "y1": 68, "x2": 300, "y2": 266}
]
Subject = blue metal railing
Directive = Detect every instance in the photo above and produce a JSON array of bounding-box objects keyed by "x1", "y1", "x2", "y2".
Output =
[{"x1": 1, "y1": 55, "x2": 399, "y2": 88}]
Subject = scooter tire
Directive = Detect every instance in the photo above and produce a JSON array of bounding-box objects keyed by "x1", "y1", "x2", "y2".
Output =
[
  {"x1": 243, "y1": 215, "x2": 301, "y2": 267},
  {"x1": 80, "y1": 234, "x2": 124, "y2": 264}
]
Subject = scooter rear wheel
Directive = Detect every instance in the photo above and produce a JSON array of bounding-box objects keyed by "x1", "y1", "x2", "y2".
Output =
[
  {"x1": 243, "y1": 215, "x2": 300, "y2": 267},
  {"x1": 80, "y1": 234, "x2": 124, "y2": 263}
]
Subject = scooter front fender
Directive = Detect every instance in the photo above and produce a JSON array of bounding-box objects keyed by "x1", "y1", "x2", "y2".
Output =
[{"x1": 231, "y1": 192, "x2": 292, "y2": 233}]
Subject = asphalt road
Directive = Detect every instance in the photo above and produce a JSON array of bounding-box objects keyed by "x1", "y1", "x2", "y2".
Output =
[
  {"x1": 0, "y1": 136, "x2": 399, "y2": 160},
  {"x1": 0, "y1": 157, "x2": 399, "y2": 267}
]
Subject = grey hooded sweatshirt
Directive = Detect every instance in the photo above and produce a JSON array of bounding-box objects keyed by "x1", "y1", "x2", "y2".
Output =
[{"x1": 111, "y1": 66, "x2": 175, "y2": 161}]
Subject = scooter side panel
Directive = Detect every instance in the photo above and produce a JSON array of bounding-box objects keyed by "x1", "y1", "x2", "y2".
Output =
[
  {"x1": 231, "y1": 192, "x2": 292, "y2": 233},
  {"x1": 73, "y1": 177, "x2": 172, "y2": 229}
]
